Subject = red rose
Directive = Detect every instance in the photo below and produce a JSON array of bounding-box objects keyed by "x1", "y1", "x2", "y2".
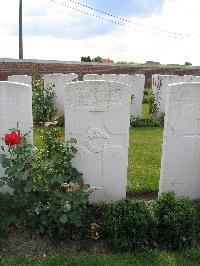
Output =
[{"x1": 5, "y1": 132, "x2": 21, "y2": 145}]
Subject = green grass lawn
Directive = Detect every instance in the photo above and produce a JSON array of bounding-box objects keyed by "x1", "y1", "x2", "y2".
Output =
[
  {"x1": 127, "y1": 127, "x2": 163, "y2": 195},
  {"x1": 2, "y1": 249, "x2": 200, "y2": 266},
  {"x1": 33, "y1": 128, "x2": 43, "y2": 148},
  {"x1": 142, "y1": 103, "x2": 150, "y2": 119}
]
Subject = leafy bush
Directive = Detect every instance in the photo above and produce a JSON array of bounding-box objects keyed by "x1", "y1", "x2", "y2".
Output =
[
  {"x1": 54, "y1": 114, "x2": 65, "y2": 127},
  {"x1": 130, "y1": 115, "x2": 164, "y2": 128},
  {"x1": 29, "y1": 127, "x2": 90, "y2": 238},
  {"x1": 149, "y1": 95, "x2": 159, "y2": 116},
  {"x1": 154, "y1": 192, "x2": 200, "y2": 250},
  {"x1": 103, "y1": 199, "x2": 157, "y2": 251},
  {"x1": 143, "y1": 88, "x2": 152, "y2": 104},
  {"x1": 32, "y1": 76, "x2": 57, "y2": 125},
  {"x1": 143, "y1": 96, "x2": 150, "y2": 104},
  {"x1": 0, "y1": 126, "x2": 90, "y2": 238},
  {"x1": 83, "y1": 204, "x2": 105, "y2": 240},
  {"x1": 144, "y1": 88, "x2": 150, "y2": 96},
  {"x1": 0, "y1": 193, "x2": 17, "y2": 235},
  {"x1": 0, "y1": 129, "x2": 34, "y2": 207}
]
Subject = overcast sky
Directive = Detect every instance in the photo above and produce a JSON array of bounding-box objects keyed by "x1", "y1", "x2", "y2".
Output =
[{"x1": 0, "y1": 0, "x2": 200, "y2": 65}]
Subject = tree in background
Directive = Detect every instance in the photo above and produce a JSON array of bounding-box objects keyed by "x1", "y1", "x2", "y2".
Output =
[
  {"x1": 92, "y1": 56, "x2": 102, "y2": 63},
  {"x1": 185, "y1": 62, "x2": 192, "y2": 66},
  {"x1": 81, "y1": 56, "x2": 91, "y2": 62},
  {"x1": 81, "y1": 56, "x2": 103, "y2": 62}
]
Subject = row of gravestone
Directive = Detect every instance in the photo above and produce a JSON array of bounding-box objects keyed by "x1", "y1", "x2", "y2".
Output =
[
  {"x1": 9, "y1": 73, "x2": 200, "y2": 118},
  {"x1": 152, "y1": 74, "x2": 200, "y2": 115},
  {"x1": 0, "y1": 80, "x2": 131, "y2": 203},
  {"x1": 7, "y1": 74, "x2": 145, "y2": 118},
  {"x1": 1, "y1": 76, "x2": 200, "y2": 202}
]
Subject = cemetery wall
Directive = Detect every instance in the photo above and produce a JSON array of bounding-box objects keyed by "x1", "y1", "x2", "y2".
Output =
[{"x1": 1, "y1": 59, "x2": 200, "y2": 87}]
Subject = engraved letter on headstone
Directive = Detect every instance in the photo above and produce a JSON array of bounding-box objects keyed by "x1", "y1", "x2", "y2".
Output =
[{"x1": 83, "y1": 74, "x2": 145, "y2": 118}]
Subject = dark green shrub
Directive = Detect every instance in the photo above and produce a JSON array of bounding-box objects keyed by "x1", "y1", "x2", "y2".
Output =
[
  {"x1": 142, "y1": 96, "x2": 150, "y2": 104},
  {"x1": 149, "y1": 95, "x2": 159, "y2": 116},
  {"x1": 103, "y1": 199, "x2": 157, "y2": 251},
  {"x1": 32, "y1": 76, "x2": 57, "y2": 125},
  {"x1": 55, "y1": 114, "x2": 65, "y2": 127},
  {"x1": 143, "y1": 88, "x2": 152, "y2": 104},
  {"x1": 144, "y1": 88, "x2": 150, "y2": 96},
  {"x1": 154, "y1": 192, "x2": 199, "y2": 250},
  {"x1": 0, "y1": 193, "x2": 18, "y2": 235},
  {"x1": 130, "y1": 115, "x2": 164, "y2": 128}
]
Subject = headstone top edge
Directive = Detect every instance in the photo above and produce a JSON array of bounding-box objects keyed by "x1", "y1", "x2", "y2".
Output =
[
  {"x1": 0, "y1": 81, "x2": 31, "y2": 88},
  {"x1": 65, "y1": 80, "x2": 131, "y2": 87}
]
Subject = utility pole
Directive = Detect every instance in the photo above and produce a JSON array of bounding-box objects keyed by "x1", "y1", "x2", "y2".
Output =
[{"x1": 19, "y1": 0, "x2": 23, "y2": 59}]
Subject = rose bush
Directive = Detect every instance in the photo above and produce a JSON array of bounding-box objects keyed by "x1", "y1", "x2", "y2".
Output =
[
  {"x1": 32, "y1": 75, "x2": 57, "y2": 125},
  {"x1": 0, "y1": 126, "x2": 90, "y2": 238}
]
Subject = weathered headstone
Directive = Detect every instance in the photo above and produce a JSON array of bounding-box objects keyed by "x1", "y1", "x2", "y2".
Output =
[
  {"x1": 43, "y1": 73, "x2": 78, "y2": 115},
  {"x1": 8, "y1": 75, "x2": 32, "y2": 86},
  {"x1": 152, "y1": 74, "x2": 197, "y2": 115},
  {"x1": 0, "y1": 81, "x2": 33, "y2": 192},
  {"x1": 83, "y1": 74, "x2": 145, "y2": 117},
  {"x1": 159, "y1": 82, "x2": 200, "y2": 199},
  {"x1": 64, "y1": 80, "x2": 131, "y2": 203}
]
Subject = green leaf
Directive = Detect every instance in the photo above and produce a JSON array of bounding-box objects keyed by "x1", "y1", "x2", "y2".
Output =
[
  {"x1": 68, "y1": 138, "x2": 77, "y2": 144},
  {"x1": 0, "y1": 180, "x2": 5, "y2": 187},
  {"x1": 59, "y1": 214, "x2": 68, "y2": 224},
  {"x1": 0, "y1": 157, "x2": 11, "y2": 168},
  {"x1": 24, "y1": 181, "x2": 34, "y2": 193}
]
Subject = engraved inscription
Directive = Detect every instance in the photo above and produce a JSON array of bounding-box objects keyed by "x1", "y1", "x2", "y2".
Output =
[{"x1": 65, "y1": 83, "x2": 123, "y2": 107}]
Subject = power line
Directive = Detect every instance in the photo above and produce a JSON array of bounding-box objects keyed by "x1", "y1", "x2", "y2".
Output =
[
  {"x1": 62, "y1": 0, "x2": 200, "y2": 39},
  {"x1": 49, "y1": 0, "x2": 128, "y2": 27},
  {"x1": 49, "y1": 0, "x2": 198, "y2": 40}
]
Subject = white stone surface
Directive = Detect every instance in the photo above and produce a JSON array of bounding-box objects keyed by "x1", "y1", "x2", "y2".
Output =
[
  {"x1": 191, "y1": 76, "x2": 200, "y2": 82},
  {"x1": 152, "y1": 74, "x2": 199, "y2": 114},
  {"x1": 83, "y1": 74, "x2": 145, "y2": 117},
  {"x1": 64, "y1": 80, "x2": 131, "y2": 203},
  {"x1": 159, "y1": 82, "x2": 200, "y2": 199},
  {"x1": 8, "y1": 75, "x2": 32, "y2": 86},
  {"x1": 0, "y1": 81, "x2": 33, "y2": 192},
  {"x1": 43, "y1": 73, "x2": 78, "y2": 114}
]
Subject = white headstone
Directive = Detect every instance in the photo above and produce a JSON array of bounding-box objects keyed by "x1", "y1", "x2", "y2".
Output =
[
  {"x1": 0, "y1": 81, "x2": 33, "y2": 192},
  {"x1": 159, "y1": 82, "x2": 200, "y2": 199},
  {"x1": 83, "y1": 74, "x2": 145, "y2": 117},
  {"x1": 8, "y1": 75, "x2": 32, "y2": 86},
  {"x1": 43, "y1": 73, "x2": 78, "y2": 115},
  {"x1": 64, "y1": 80, "x2": 131, "y2": 203},
  {"x1": 191, "y1": 75, "x2": 200, "y2": 82},
  {"x1": 152, "y1": 74, "x2": 197, "y2": 115}
]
